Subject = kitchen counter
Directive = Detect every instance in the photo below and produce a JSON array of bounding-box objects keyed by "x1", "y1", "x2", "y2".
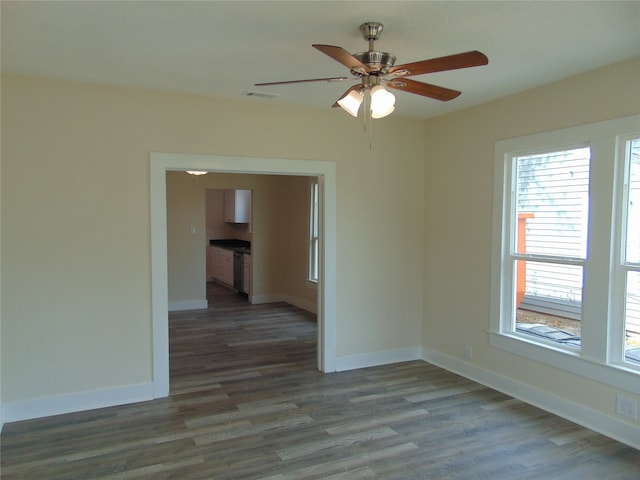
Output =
[
  {"x1": 210, "y1": 239, "x2": 251, "y2": 254},
  {"x1": 210, "y1": 239, "x2": 251, "y2": 294}
]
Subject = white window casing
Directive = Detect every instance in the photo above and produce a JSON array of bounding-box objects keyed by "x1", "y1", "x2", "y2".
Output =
[{"x1": 490, "y1": 114, "x2": 640, "y2": 394}]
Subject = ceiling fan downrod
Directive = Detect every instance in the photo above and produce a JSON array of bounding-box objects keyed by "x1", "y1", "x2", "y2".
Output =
[
  {"x1": 359, "y1": 22, "x2": 384, "y2": 47},
  {"x1": 353, "y1": 22, "x2": 396, "y2": 75}
]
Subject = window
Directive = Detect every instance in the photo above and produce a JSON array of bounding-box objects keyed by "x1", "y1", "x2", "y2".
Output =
[
  {"x1": 491, "y1": 115, "x2": 640, "y2": 390},
  {"x1": 308, "y1": 179, "x2": 319, "y2": 282},
  {"x1": 618, "y1": 137, "x2": 640, "y2": 366},
  {"x1": 513, "y1": 147, "x2": 590, "y2": 349}
]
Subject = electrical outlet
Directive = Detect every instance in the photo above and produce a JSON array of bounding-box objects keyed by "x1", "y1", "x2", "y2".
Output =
[{"x1": 616, "y1": 395, "x2": 638, "y2": 420}]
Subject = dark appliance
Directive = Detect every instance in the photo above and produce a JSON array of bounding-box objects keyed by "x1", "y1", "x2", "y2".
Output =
[{"x1": 233, "y1": 251, "x2": 243, "y2": 292}]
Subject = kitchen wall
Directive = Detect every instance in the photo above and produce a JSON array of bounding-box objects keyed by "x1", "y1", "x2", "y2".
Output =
[
  {"x1": 1, "y1": 73, "x2": 425, "y2": 414},
  {"x1": 205, "y1": 189, "x2": 251, "y2": 244},
  {"x1": 421, "y1": 57, "x2": 640, "y2": 445},
  {"x1": 274, "y1": 176, "x2": 318, "y2": 311},
  {"x1": 205, "y1": 188, "x2": 251, "y2": 283},
  {"x1": 167, "y1": 172, "x2": 315, "y2": 311}
]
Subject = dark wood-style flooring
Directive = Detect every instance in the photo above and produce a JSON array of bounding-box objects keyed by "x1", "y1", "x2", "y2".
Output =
[{"x1": 2, "y1": 283, "x2": 638, "y2": 479}]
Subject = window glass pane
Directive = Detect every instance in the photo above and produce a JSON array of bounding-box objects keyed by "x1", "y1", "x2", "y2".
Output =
[
  {"x1": 312, "y1": 238, "x2": 319, "y2": 280},
  {"x1": 625, "y1": 139, "x2": 640, "y2": 264},
  {"x1": 516, "y1": 260, "x2": 582, "y2": 346},
  {"x1": 309, "y1": 181, "x2": 319, "y2": 282},
  {"x1": 625, "y1": 271, "x2": 640, "y2": 365},
  {"x1": 514, "y1": 147, "x2": 590, "y2": 258},
  {"x1": 312, "y1": 183, "x2": 319, "y2": 237}
]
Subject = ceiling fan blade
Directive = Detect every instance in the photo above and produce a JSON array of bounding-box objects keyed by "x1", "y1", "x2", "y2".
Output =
[
  {"x1": 388, "y1": 50, "x2": 488, "y2": 77},
  {"x1": 386, "y1": 78, "x2": 461, "y2": 101},
  {"x1": 312, "y1": 44, "x2": 371, "y2": 74},
  {"x1": 331, "y1": 84, "x2": 362, "y2": 108},
  {"x1": 255, "y1": 76, "x2": 349, "y2": 87}
]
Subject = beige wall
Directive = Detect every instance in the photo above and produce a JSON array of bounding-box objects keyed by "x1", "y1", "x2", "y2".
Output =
[
  {"x1": 276, "y1": 176, "x2": 318, "y2": 308},
  {"x1": 166, "y1": 172, "x2": 207, "y2": 304},
  {"x1": 167, "y1": 172, "x2": 316, "y2": 309},
  {"x1": 6, "y1": 57, "x2": 636, "y2": 438},
  {"x1": 0, "y1": 74, "x2": 426, "y2": 404},
  {"x1": 422, "y1": 58, "x2": 640, "y2": 431}
]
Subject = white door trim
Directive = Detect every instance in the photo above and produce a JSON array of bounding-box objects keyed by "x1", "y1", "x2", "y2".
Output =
[{"x1": 149, "y1": 153, "x2": 337, "y2": 398}]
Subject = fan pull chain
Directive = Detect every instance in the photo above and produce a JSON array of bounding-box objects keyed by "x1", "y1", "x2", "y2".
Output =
[
  {"x1": 369, "y1": 109, "x2": 373, "y2": 151},
  {"x1": 362, "y1": 91, "x2": 368, "y2": 134},
  {"x1": 361, "y1": 90, "x2": 373, "y2": 150}
]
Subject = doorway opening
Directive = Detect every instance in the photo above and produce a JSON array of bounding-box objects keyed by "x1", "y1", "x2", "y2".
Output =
[
  {"x1": 205, "y1": 187, "x2": 252, "y2": 305},
  {"x1": 150, "y1": 153, "x2": 337, "y2": 399}
]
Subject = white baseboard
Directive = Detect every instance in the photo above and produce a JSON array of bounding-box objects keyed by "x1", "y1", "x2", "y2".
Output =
[
  {"x1": 1, "y1": 383, "x2": 154, "y2": 423},
  {"x1": 170, "y1": 296, "x2": 316, "y2": 314},
  {"x1": 168, "y1": 299, "x2": 208, "y2": 312},
  {"x1": 283, "y1": 295, "x2": 317, "y2": 315},
  {"x1": 336, "y1": 347, "x2": 422, "y2": 372},
  {"x1": 421, "y1": 347, "x2": 640, "y2": 451},
  {"x1": 251, "y1": 294, "x2": 317, "y2": 314},
  {"x1": 250, "y1": 293, "x2": 285, "y2": 305}
]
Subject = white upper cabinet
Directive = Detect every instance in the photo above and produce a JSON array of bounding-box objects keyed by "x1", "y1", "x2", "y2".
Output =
[{"x1": 224, "y1": 189, "x2": 251, "y2": 223}]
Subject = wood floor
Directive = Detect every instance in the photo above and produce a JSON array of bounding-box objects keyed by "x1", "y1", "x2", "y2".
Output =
[{"x1": 2, "y1": 283, "x2": 638, "y2": 479}]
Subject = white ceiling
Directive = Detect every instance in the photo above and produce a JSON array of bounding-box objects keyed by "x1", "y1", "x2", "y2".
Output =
[{"x1": 2, "y1": 1, "x2": 639, "y2": 119}]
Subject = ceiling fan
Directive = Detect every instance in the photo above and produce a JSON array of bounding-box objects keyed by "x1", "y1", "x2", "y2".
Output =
[{"x1": 255, "y1": 22, "x2": 488, "y2": 119}]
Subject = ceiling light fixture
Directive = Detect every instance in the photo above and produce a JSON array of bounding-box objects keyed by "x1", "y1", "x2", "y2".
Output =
[
  {"x1": 186, "y1": 170, "x2": 207, "y2": 176},
  {"x1": 336, "y1": 79, "x2": 395, "y2": 119},
  {"x1": 369, "y1": 85, "x2": 395, "y2": 118},
  {"x1": 337, "y1": 89, "x2": 364, "y2": 117},
  {"x1": 255, "y1": 21, "x2": 488, "y2": 122}
]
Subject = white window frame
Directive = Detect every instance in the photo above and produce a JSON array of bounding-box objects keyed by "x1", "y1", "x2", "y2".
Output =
[
  {"x1": 490, "y1": 114, "x2": 640, "y2": 394},
  {"x1": 611, "y1": 134, "x2": 640, "y2": 368},
  {"x1": 308, "y1": 178, "x2": 319, "y2": 283},
  {"x1": 510, "y1": 144, "x2": 590, "y2": 352}
]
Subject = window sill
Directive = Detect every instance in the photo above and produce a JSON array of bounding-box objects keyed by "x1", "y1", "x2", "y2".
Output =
[{"x1": 488, "y1": 330, "x2": 639, "y2": 395}]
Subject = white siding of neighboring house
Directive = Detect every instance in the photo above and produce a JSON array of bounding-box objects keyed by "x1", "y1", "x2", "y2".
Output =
[
  {"x1": 517, "y1": 148, "x2": 589, "y2": 321},
  {"x1": 625, "y1": 141, "x2": 640, "y2": 340}
]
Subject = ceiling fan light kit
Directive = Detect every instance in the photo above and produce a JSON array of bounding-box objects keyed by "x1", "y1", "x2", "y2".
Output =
[
  {"x1": 255, "y1": 21, "x2": 488, "y2": 120},
  {"x1": 369, "y1": 84, "x2": 396, "y2": 118},
  {"x1": 336, "y1": 89, "x2": 364, "y2": 117}
]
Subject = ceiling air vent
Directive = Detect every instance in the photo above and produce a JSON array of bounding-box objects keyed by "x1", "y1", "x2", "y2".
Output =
[{"x1": 242, "y1": 91, "x2": 280, "y2": 99}]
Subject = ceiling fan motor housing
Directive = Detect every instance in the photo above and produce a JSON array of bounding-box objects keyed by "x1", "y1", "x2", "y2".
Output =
[
  {"x1": 353, "y1": 51, "x2": 397, "y2": 74},
  {"x1": 355, "y1": 22, "x2": 396, "y2": 74}
]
